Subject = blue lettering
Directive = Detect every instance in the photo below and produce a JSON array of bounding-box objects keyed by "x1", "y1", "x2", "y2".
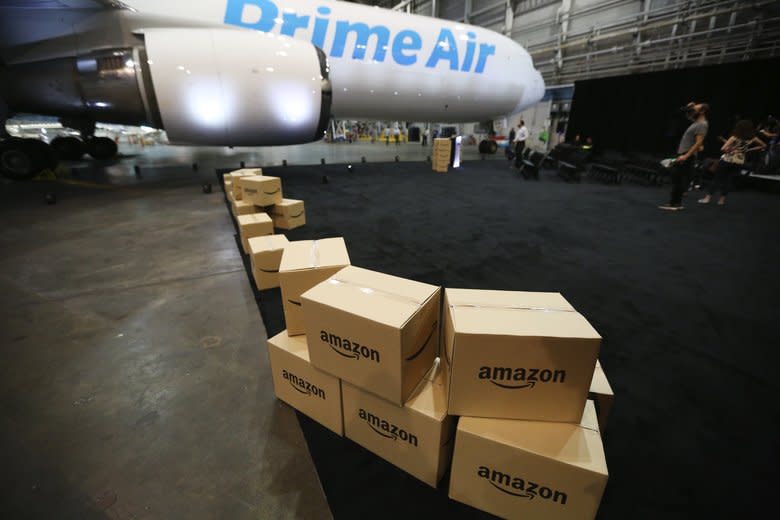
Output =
[
  {"x1": 223, "y1": 2, "x2": 494, "y2": 75},
  {"x1": 224, "y1": 0, "x2": 277, "y2": 32},
  {"x1": 425, "y1": 29, "x2": 459, "y2": 70},
  {"x1": 312, "y1": 6, "x2": 331, "y2": 48},
  {"x1": 332, "y1": 21, "x2": 390, "y2": 62},
  {"x1": 392, "y1": 29, "x2": 422, "y2": 66},
  {"x1": 475, "y1": 43, "x2": 496, "y2": 73},
  {"x1": 461, "y1": 32, "x2": 477, "y2": 72},
  {"x1": 280, "y1": 12, "x2": 310, "y2": 38}
]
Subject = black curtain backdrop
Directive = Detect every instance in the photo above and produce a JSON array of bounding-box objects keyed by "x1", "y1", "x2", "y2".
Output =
[{"x1": 567, "y1": 58, "x2": 780, "y2": 156}]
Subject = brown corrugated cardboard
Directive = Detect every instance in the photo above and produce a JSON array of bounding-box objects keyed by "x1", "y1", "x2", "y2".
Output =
[
  {"x1": 302, "y1": 266, "x2": 441, "y2": 405},
  {"x1": 278, "y1": 238, "x2": 351, "y2": 336},
  {"x1": 237, "y1": 213, "x2": 274, "y2": 253},
  {"x1": 231, "y1": 199, "x2": 259, "y2": 217},
  {"x1": 228, "y1": 169, "x2": 262, "y2": 200},
  {"x1": 269, "y1": 198, "x2": 306, "y2": 230},
  {"x1": 449, "y1": 400, "x2": 608, "y2": 520},
  {"x1": 341, "y1": 359, "x2": 455, "y2": 487},
  {"x1": 248, "y1": 234, "x2": 289, "y2": 290},
  {"x1": 226, "y1": 184, "x2": 235, "y2": 203},
  {"x1": 589, "y1": 360, "x2": 614, "y2": 433},
  {"x1": 443, "y1": 289, "x2": 601, "y2": 423},
  {"x1": 267, "y1": 330, "x2": 343, "y2": 435},
  {"x1": 239, "y1": 175, "x2": 283, "y2": 207}
]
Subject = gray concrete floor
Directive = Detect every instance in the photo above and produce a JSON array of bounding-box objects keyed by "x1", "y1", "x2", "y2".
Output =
[{"x1": 0, "y1": 161, "x2": 333, "y2": 518}]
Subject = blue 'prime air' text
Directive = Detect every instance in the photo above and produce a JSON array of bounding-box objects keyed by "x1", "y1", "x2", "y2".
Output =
[{"x1": 225, "y1": 0, "x2": 496, "y2": 73}]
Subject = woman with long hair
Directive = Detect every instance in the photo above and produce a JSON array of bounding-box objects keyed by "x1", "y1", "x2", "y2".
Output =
[{"x1": 699, "y1": 119, "x2": 766, "y2": 206}]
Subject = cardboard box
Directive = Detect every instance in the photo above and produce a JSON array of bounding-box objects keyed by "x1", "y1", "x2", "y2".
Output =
[
  {"x1": 449, "y1": 400, "x2": 608, "y2": 520},
  {"x1": 239, "y1": 175, "x2": 283, "y2": 207},
  {"x1": 443, "y1": 289, "x2": 601, "y2": 423},
  {"x1": 237, "y1": 213, "x2": 273, "y2": 253},
  {"x1": 226, "y1": 184, "x2": 235, "y2": 202},
  {"x1": 341, "y1": 359, "x2": 455, "y2": 487},
  {"x1": 228, "y1": 169, "x2": 262, "y2": 200},
  {"x1": 231, "y1": 199, "x2": 259, "y2": 218},
  {"x1": 589, "y1": 360, "x2": 614, "y2": 433},
  {"x1": 248, "y1": 234, "x2": 289, "y2": 290},
  {"x1": 270, "y1": 198, "x2": 306, "y2": 230},
  {"x1": 278, "y1": 238, "x2": 351, "y2": 336},
  {"x1": 302, "y1": 266, "x2": 440, "y2": 405},
  {"x1": 433, "y1": 137, "x2": 452, "y2": 151},
  {"x1": 267, "y1": 330, "x2": 343, "y2": 435}
]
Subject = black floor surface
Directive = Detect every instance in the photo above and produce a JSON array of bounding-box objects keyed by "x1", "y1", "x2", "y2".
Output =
[{"x1": 224, "y1": 161, "x2": 780, "y2": 519}]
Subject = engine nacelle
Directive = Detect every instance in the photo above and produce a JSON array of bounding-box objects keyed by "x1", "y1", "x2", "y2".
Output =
[
  {"x1": 0, "y1": 28, "x2": 332, "y2": 146},
  {"x1": 143, "y1": 28, "x2": 331, "y2": 146}
]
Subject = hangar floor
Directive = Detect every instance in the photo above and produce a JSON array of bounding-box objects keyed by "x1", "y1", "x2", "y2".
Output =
[{"x1": 1, "y1": 146, "x2": 778, "y2": 519}]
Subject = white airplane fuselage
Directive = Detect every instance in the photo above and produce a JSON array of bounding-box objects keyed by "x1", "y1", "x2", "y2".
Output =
[
  {"x1": 123, "y1": 0, "x2": 545, "y2": 122},
  {"x1": 0, "y1": 0, "x2": 544, "y2": 146}
]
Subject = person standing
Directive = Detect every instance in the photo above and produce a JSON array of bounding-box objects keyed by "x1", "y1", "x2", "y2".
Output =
[
  {"x1": 394, "y1": 125, "x2": 401, "y2": 146},
  {"x1": 506, "y1": 126, "x2": 516, "y2": 161},
  {"x1": 385, "y1": 126, "x2": 390, "y2": 146},
  {"x1": 699, "y1": 120, "x2": 766, "y2": 206},
  {"x1": 660, "y1": 102, "x2": 709, "y2": 211},
  {"x1": 422, "y1": 127, "x2": 429, "y2": 146},
  {"x1": 514, "y1": 121, "x2": 529, "y2": 168}
]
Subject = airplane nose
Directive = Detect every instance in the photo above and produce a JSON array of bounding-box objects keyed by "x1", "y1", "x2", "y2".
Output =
[
  {"x1": 510, "y1": 62, "x2": 546, "y2": 113},
  {"x1": 527, "y1": 68, "x2": 545, "y2": 106}
]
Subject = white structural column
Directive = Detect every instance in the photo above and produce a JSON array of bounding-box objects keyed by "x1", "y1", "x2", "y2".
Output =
[
  {"x1": 555, "y1": 0, "x2": 573, "y2": 73},
  {"x1": 504, "y1": 0, "x2": 514, "y2": 37}
]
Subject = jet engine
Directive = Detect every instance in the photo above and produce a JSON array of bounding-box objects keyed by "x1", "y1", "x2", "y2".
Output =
[{"x1": 0, "y1": 28, "x2": 332, "y2": 146}]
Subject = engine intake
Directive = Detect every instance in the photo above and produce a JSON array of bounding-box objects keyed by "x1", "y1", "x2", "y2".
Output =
[
  {"x1": 143, "y1": 27, "x2": 332, "y2": 146},
  {"x1": 0, "y1": 28, "x2": 332, "y2": 147}
]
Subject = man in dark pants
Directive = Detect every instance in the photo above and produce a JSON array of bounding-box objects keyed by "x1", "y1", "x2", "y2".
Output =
[
  {"x1": 660, "y1": 103, "x2": 709, "y2": 211},
  {"x1": 514, "y1": 120, "x2": 529, "y2": 168}
]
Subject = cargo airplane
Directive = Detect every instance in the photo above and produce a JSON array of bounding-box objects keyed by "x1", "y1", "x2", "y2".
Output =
[{"x1": 0, "y1": 0, "x2": 544, "y2": 179}]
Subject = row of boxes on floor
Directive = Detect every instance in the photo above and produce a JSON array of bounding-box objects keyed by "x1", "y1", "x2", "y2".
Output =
[
  {"x1": 222, "y1": 169, "x2": 307, "y2": 289},
  {"x1": 256, "y1": 237, "x2": 614, "y2": 520},
  {"x1": 223, "y1": 168, "x2": 307, "y2": 249}
]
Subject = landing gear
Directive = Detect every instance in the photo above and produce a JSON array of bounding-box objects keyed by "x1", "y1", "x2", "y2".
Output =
[
  {"x1": 59, "y1": 118, "x2": 118, "y2": 160},
  {"x1": 85, "y1": 136, "x2": 118, "y2": 160},
  {"x1": 51, "y1": 136, "x2": 85, "y2": 160},
  {"x1": 0, "y1": 138, "x2": 57, "y2": 180}
]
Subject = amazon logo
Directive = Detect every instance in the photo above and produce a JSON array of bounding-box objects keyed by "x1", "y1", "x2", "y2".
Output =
[
  {"x1": 478, "y1": 366, "x2": 566, "y2": 389},
  {"x1": 478, "y1": 465, "x2": 567, "y2": 505},
  {"x1": 319, "y1": 330, "x2": 380, "y2": 362},
  {"x1": 358, "y1": 408, "x2": 418, "y2": 446},
  {"x1": 282, "y1": 369, "x2": 326, "y2": 400}
]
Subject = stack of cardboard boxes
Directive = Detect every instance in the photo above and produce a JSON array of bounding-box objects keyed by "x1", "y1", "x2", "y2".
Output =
[
  {"x1": 432, "y1": 138, "x2": 452, "y2": 173},
  {"x1": 264, "y1": 254, "x2": 613, "y2": 518},
  {"x1": 443, "y1": 289, "x2": 609, "y2": 520},
  {"x1": 222, "y1": 168, "x2": 614, "y2": 519}
]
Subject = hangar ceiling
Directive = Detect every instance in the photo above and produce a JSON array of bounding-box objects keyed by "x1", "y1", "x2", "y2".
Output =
[{"x1": 363, "y1": 0, "x2": 780, "y2": 84}]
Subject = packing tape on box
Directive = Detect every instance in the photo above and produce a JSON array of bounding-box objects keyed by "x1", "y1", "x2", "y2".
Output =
[
  {"x1": 327, "y1": 278, "x2": 427, "y2": 306},
  {"x1": 444, "y1": 303, "x2": 577, "y2": 369},
  {"x1": 449, "y1": 303, "x2": 576, "y2": 313}
]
